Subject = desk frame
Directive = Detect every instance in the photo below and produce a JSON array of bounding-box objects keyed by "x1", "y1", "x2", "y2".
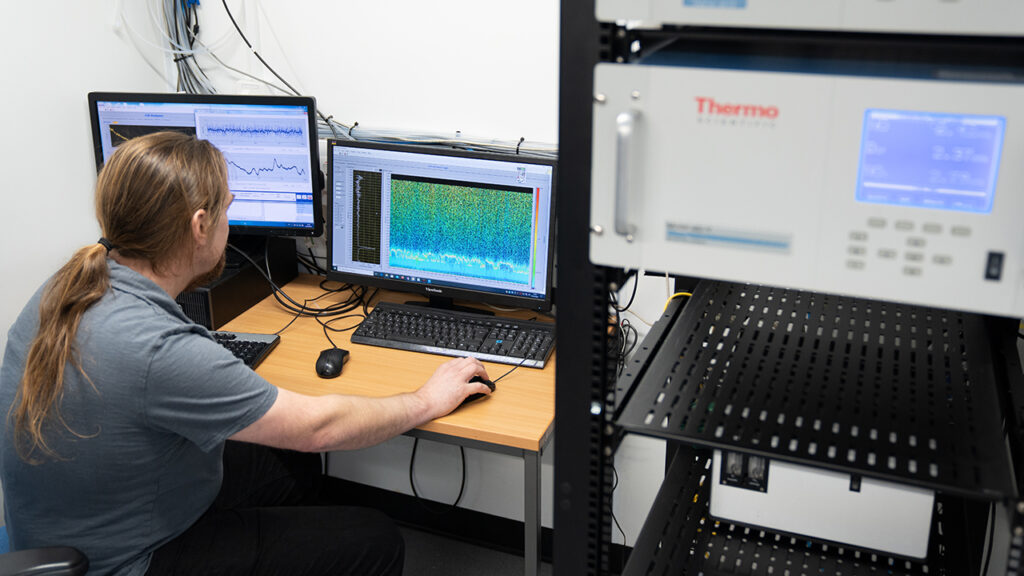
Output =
[
  {"x1": 408, "y1": 426, "x2": 552, "y2": 576},
  {"x1": 222, "y1": 276, "x2": 555, "y2": 576}
]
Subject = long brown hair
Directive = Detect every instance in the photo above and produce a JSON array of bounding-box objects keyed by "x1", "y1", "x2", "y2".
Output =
[{"x1": 12, "y1": 132, "x2": 230, "y2": 461}]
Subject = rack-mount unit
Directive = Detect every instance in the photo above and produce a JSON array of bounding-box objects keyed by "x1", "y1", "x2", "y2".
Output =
[{"x1": 553, "y1": 0, "x2": 1024, "y2": 574}]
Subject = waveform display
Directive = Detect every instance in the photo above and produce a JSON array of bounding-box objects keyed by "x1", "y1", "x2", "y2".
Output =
[
  {"x1": 226, "y1": 153, "x2": 310, "y2": 185},
  {"x1": 107, "y1": 124, "x2": 195, "y2": 148},
  {"x1": 352, "y1": 170, "x2": 382, "y2": 265},
  {"x1": 388, "y1": 176, "x2": 534, "y2": 286},
  {"x1": 198, "y1": 116, "x2": 307, "y2": 148}
]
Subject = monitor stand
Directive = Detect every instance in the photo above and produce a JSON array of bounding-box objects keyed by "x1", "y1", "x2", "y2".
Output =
[
  {"x1": 405, "y1": 296, "x2": 495, "y2": 317},
  {"x1": 225, "y1": 235, "x2": 268, "y2": 269}
]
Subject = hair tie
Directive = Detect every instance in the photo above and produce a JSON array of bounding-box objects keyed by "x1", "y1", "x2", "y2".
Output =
[{"x1": 97, "y1": 238, "x2": 114, "y2": 253}]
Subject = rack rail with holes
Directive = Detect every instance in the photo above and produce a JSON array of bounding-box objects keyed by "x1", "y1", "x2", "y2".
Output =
[{"x1": 552, "y1": 1, "x2": 1024, "y2": 574}]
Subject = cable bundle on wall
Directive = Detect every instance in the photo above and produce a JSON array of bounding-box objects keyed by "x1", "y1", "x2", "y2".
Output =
[
  {"x1": 149, "y1": 0, "x2": 556, "y2": 158},
  {"x1": 164, "y1": 0, "x2": 215, "y2": 94}
]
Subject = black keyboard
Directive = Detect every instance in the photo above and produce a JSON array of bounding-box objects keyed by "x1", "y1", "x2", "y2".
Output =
[
  {"x1": 212, "y1": 331, "x2": 280, "y2": 369},
  {"x1": 352, "y1": 302, "x2": 555, "y2": 368}
]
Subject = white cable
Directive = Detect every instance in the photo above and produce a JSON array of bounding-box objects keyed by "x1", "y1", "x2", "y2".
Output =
[
  {"x1": 113, "y1": 1, "x2": 175, "y2": 89},
  {"x1": 117, "y1": 0, "x2": 195, "y2": 56},
  {"x1": 144, "y1": 0, "x2": 560, "y2": 157},
  {"x1": 155, "y1": 0, "x2": 234, "y2": 53},
  {"x1": 195, "y1": 40, "x2": 291, "y2": 95},
  {"x1": 623, "y1": 309, "x2": 653, "y2": 327},
  {"x1": 327, "y1": 125, "x2": 557, "y2": 157},
  {"x1": 254, "y1": 0, "x2": 305, "y2": 94}
]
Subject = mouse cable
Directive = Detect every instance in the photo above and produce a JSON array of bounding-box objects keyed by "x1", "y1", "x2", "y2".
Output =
[
  {"x1": 316, "y1": 287, "x2": 380, "y2": 348},
  {"x1": 320, "y1": 320, "x2": 339, "y2": 349},
  {"x1": 319, "y1": 313, "x2": 366, "y2": 333},
  {"x1": 408, "y1": 437, "x2": 467, "y2": 515},
  {"x1": 318, "y1": 314, "x2": 365, "y2": 348}
]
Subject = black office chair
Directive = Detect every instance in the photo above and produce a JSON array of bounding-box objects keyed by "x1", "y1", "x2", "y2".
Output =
[
  {"x1": 0, "y1": 526, "x2": 88, "y2": 576},
  {"x1": 0, "y1": 547, "x2": 87, "y2": 576}
]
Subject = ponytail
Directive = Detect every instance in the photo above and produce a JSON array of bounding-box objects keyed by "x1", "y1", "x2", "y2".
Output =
[
  {"x1": 9, "y1": 131, "x2": 228, "y2": 463},
  {"x1": 13, "y1": 243, "x2": 111, "y2": 461}
]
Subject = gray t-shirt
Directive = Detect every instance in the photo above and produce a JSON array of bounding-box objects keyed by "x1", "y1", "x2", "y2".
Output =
[{"x1": 0, "y1": 261, "x2": 278, "y2": 575}]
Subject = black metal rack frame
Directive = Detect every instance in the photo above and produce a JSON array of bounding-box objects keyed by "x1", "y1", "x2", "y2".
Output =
[
  {"x1": 554, "y1": 0, "x2": 1024, "y2": 574},
  {"x1": 553, "y1": 0, "x2": 612, "y2": 573}
]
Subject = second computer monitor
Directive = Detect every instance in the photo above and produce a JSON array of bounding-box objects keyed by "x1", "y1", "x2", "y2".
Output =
[
  {"x1": 326, "y1": 140, "x2": 556, "y2": 312},
  {"x1": 88, "y1": 92, "x2": 322, "y2": 237}
]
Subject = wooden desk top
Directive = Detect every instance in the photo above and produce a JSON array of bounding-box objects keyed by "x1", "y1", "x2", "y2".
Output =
[{"x1": 220, "y1": 275, "x2": 555, "y2": 452}]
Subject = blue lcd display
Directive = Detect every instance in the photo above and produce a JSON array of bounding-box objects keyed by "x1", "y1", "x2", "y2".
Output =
[{"x1": 856, "y1": 109, "x2": 1005, "y2": 213}]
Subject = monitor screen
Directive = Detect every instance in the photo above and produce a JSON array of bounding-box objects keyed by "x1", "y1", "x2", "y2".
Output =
[
  {"x1": 856, "y1": 108, "x2": 1005, "y2": 214},
  {"x1": 88, "y1": 92, "x2": 322, "y2": 236},
  {"x1": 326, "y1": 140, "x2": 557, "y2": 312}
]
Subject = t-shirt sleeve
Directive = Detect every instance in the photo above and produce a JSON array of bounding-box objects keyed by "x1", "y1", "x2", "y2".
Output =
[{"x1": 143, "y1": 326, "x2": 279, "y2": 452}]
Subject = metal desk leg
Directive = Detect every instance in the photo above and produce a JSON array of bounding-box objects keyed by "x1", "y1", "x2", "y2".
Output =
[{"x1": 525, "y1": 449, "x2": 541, "y2": 576}]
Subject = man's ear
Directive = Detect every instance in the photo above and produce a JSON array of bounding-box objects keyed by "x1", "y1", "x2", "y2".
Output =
[{"x1": 191, "y1": 209, "x2": 210, "y2": 247}]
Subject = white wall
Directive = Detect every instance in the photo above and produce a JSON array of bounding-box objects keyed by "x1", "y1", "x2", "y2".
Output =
[
  {"x1": 0, "y1": 0, "x2": 173, "y2": 524},
  {"x1": 196, "y1": 0, "x2": 560, "y2": 143},
  {"x1": 0, "y1": 2, "x2": 170, "y2": 357},
  {"x1": 0, "y1": 0, "x2": 666, "y2": 545}
]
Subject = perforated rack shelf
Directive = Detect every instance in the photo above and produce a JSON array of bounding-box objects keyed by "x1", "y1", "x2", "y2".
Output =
[
  {"x1": 616, "y1": 281, "x2": 1015, "y2": 498},
  {"x1": 623, "y1": 448, "x2": 970, "y2": 576}
]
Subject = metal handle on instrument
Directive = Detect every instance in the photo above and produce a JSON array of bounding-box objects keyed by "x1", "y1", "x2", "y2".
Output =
[{"x1": 614, "y1": 110, "x2": 639, "y2": 242}]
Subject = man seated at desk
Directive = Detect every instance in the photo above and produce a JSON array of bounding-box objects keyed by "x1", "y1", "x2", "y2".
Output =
[{"x1": 0, "y1": 132, "x2": 493, "y2": 576}]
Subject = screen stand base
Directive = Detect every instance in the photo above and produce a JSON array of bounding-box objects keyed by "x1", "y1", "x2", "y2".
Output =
[
  {"x1": 225, "y1": 236, "x2": 267, "y2": 269},
  {"x1": 405, "y1": 296, "x2": 495, "y2": 317}
]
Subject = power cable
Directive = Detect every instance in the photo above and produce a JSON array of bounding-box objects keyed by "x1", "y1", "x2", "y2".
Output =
[
  {"x1": 220, "y1": 0, "x2": 339, "y2": 137},
  {"x1": 409, "y1": 438, "x2": 467, "y2": 515}
]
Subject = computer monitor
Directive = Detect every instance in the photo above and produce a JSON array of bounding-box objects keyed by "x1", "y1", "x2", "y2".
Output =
[
  {"x1": 88, "y1": 92, "x2": 322, "y2": 237},
  {"x1": 326, "y1": 140, "x2": 557, "y2": 313}
]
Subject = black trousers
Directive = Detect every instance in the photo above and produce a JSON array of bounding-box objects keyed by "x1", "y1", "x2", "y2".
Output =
[{"x1": 146, "y1": 441, "x2": 404, "y2": 576}]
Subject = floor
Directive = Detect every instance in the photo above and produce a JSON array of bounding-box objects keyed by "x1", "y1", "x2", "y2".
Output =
[{"x1": 401, "y1": 525, "x2": 553, "y2": 576}]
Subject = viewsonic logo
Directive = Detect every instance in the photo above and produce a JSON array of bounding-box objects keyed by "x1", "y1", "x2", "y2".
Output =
[
  {"x1": 696, "y1": 96, "x2": 779, "y2": 119},
  {"x1": 425, "y1": 287, "x2": 443, "y2": 294}
]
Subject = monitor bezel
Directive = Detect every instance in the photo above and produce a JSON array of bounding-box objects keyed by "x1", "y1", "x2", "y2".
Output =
[
  {"x1": 87, "y1": 91, "x2": 323, "y2": 237},
  {"x1": 325, "y1": 138, "x2": 557, "y2": 313}
]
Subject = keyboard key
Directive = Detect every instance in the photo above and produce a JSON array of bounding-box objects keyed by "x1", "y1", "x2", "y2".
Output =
[{"x1": 212, "y1": 331, "x2": 280, "y2": 369}]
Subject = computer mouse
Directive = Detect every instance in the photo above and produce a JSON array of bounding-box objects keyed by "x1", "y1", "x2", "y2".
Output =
[
  {"x1": 461, "y1": 375, "x2": 496, "y2": 406},
  {"x1": 315, "y1": 347, "x2": 349, "y2": 379}
]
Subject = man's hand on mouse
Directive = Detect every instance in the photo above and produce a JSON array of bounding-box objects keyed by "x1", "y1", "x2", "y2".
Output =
[{"x1": 416, "y1": 357, "x2": 491, "y2": 418}]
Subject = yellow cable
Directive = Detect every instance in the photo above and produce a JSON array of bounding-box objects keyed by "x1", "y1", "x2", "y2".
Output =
[{"x1": 662, "y1": 292, "x2": 692, "y2": 313}]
